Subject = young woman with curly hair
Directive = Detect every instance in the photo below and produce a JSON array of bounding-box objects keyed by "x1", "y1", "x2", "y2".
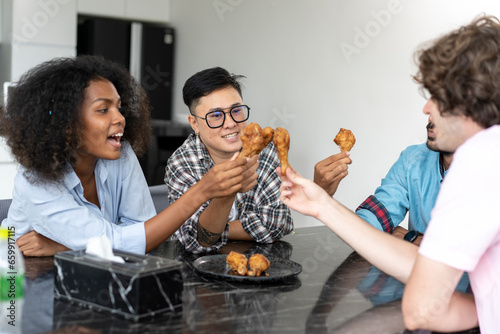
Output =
[
  {"x1": 279, "y1": 15, "x2": 500, "y2": 333},
  {"x1": 0, "y1": 56, "x2": 256, "y2": 256}
]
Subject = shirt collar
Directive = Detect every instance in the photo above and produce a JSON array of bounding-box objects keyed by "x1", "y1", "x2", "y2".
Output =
[
  {"x1": 438, "y1": 152, "x2": 448, "y2": 180},
  {"x1": 63, "y1": 160, "x2": 109, "y2": 191},
  {"x1": 194, "y1": 133, "x2": 215, "y2": 168}
]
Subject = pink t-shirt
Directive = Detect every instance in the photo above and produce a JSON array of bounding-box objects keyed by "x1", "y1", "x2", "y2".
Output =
[{"x1": 419, "y1": 125, "x2": 500, "y2": 333}]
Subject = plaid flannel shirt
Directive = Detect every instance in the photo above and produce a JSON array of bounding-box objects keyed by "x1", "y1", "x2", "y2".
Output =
[{"x1": 165, "y1": 133, "x2": 293, "y2": 254}]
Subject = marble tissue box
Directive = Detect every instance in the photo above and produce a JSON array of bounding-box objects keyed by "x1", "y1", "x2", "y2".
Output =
[{"x1": 54, "y1": 249, "x2": 183, "y2": 321}]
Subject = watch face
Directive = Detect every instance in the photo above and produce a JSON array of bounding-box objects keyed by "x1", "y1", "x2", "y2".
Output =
[{"x1": 404, "y1": 231, "x2": 418, "y2": 243}]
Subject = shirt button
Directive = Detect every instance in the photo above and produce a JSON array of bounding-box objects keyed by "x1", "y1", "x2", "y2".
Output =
[{"x1": 238, "y1": 203, "x2": 243, "y2": 209}]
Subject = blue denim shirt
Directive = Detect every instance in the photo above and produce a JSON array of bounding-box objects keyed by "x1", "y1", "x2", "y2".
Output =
[
  {"x1": 2, "y1": 143, "x2": 155, "y2": 254},
  {"x1": 356, "y1": 143, "x2": 446, "y2": 234}
]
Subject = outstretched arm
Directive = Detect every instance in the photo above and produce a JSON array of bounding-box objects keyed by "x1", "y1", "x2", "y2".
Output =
[
  {"x1": 280, "y1": 167, "x2": 478, "y2": 332},
  {"x1": 279, "y1": 167, "x2": 418, "y2": 283}
]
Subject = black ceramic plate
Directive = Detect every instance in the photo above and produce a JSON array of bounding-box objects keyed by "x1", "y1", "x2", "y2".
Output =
[{"x1": 192, "y1": 254, "x2": 302, "y2": 283}]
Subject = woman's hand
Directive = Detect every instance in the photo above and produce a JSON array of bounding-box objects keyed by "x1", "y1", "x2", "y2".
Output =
[{"x1": 16, "y1": 230, "x2": 70, "y2": 257}]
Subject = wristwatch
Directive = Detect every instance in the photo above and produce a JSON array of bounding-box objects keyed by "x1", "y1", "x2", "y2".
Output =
[{"x1": 404, "y1": 230, "x2": 422, "y2": 243}]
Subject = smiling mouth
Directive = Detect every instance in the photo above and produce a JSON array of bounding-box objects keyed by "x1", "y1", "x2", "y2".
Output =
[
  {"x1": 222, "y1": 133, "x2": 238, "y2": 139},
  {"x1": 108, "y1": 133, "x2": 123, "y2": 142}
]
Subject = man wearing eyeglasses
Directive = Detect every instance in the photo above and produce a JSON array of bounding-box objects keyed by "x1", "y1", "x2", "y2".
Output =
[{"x1": 164, "y1": 67, "x2": 293, "y2": 253}]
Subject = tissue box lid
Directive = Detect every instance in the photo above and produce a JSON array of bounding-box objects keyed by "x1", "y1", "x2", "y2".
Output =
[{"x1": 54, "y1": 249, "x2": 182, "y2": 276}]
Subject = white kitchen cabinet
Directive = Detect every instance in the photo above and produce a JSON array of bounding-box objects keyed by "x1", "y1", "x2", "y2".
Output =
[
  {"x1": 11, "y1": 43, "x2": 76, "y2": 82},
  {"x1": 10, "y1": 0, "x2": 77, "y2": 47},
  {"x1": 2, "y1": 0, "x2": 77, "y2": 82},
  {"x1": 1, "y1": 0, "x2": 78, "y2": 199},
  {"x1": 77, "y1": 0, "x2": 170, "y2": 23},
  {"x1": 124, "y1": 0, "x2": 171, "y2": 22},
  {"x1": 77, "y1": 0, "x2": 126, "y2": 18},
  {"x1": 0, "y1": 138, "x2": 13, "y2": 163},
  {"x1": 0, "y1": 164, "x2": 17, "y2": 199}
]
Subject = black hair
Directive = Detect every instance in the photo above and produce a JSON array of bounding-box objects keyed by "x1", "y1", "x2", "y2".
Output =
[
  {"x1": 182, "y1": 67, "x2": 245, "y2": 114},
  {"x1": 0, "y1": 55, "x2": 151, "y2": 183}
]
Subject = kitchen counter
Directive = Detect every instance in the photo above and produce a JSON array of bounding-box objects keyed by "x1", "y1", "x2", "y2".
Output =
[{"x1": 21, "y1": 226, "x2": 479, "y2": 334}]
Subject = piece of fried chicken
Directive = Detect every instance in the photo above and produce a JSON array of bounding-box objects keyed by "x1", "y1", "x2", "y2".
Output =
[
  {"x1": 226, "y1": 251, "x2": 248, "y2": 276},
  {"x1": 273, "y1": 127, "x2": 291, "y2": 174},
  {"x1": 333, "y1": 128, "x2": 356, "y2": 152},
  {"x1": 239, "y1": 123, "x2": 274, "y2": 158},
  {"x1": 247, "y1": 254, "x2": 271, "y2": 277}
]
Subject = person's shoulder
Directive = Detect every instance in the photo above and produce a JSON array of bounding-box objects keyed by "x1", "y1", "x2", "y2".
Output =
[
  {"x1": 401, "y1": 143, "x2": 431, "y2": 154},
  {"x1": 401, "y1": 143, "x2": 437, "y2": 159},
  {"x1": 168, "y1": 134, "x2": 199, "y2": 162},
  {"x1": 395, "y1": 143, "x2": 439, "y2": 170},
  {"x1": 468, "y1": 125, "x2": 500, "y2": 146},
  {"x1": 14, "y1": 167, "x2": 68, "y2": 200},
  {"x1": 457, "y1": 125, "x2": 500, "y2": 160},
  {"x1": 166, "y1": 134, "x2": 205, "y2": 175}
]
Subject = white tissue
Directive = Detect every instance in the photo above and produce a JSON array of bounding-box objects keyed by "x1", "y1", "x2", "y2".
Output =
[{"x1": 85, "y1": 235, "x2": 125, "y2": 263}]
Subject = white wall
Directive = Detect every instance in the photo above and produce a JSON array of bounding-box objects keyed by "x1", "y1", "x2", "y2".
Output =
[
  {"x1": 0, "y1": 0, "x2": 77, "y2": 199},
  {"x1": 170, "y1": 0, "x2": 500, "y2": 228}
]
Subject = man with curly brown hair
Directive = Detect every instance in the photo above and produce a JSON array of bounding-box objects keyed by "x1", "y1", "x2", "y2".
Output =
[{"x1": 279, "y1": 15, "x2": 500, "y2": 333}]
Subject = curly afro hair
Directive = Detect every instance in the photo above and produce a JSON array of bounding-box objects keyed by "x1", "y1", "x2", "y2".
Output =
[
  {"x1": 0, "y1": 55, "x2": 152, "y2": 184},
  {"x1": 414, "y1": 15, "x2": 500, "y2": 128}
]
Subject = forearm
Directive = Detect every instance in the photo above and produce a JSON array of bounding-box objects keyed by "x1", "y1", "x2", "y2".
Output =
[
  {"x1": 228, "y1": 220, "x2": 253, "y2": 240},
  {"x1": 194, "y1": 195, "x2": 235, "y2": 247},
  {"x1": 318, "y1": 198, "x2": 418, "y2": 283},
  {"x1": 403, "y1": 255, "x2": 478, "y2": 331},
  {"x1": 144, "y1": 182, "x2": 210, "y2": 253},
  {"x1": 404, "y1": 292, "x2": 477, "y2": 331},
  {"x1": 16, "y1": 231, "x2": 71, "y2": 257}
]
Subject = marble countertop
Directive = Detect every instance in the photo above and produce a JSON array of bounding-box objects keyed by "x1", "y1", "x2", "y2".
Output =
[{"x1": 21, "y1": 226, "x2": 479, "y2": 334}]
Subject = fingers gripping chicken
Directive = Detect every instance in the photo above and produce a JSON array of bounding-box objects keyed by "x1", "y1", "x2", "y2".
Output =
[
  {"x1": 333, "y1": 128, "x2": 356, "y2": 152},
  {"x1": 239, "y1": 123, "x2": 274, "y2": 158},
  {"x1": 226, "y1": 251, "x2": 248, "y2": 276},
  {"x1": 247, "y1": 254, "x2": 271, "y2": 277},
  {"x1": 273, "y1": 127, "x2": 291, "y2": 174}
]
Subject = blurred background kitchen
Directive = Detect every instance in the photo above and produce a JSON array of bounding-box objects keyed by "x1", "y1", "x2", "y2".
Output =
[{"x1": 1, "y1": 0, "x2": 499, "y2": 228}]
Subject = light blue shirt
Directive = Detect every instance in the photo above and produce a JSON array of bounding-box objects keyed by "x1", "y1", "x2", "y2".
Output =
[
  {"x1": 1, "y1": 143, "x2": 155, "y2": 254},
  {"x1": 356, "y1": 143, "x2": 445, "y2": 233}
]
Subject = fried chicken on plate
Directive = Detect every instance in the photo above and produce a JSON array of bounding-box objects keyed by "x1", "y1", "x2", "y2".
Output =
[
  {"x1": 226, "y1": 251, "x2": 248, "y2": 276},
  {"x1": 247, "y1": 254, "x2": 271, "y2": 277},
  {"x1": 226, "y1": 251, "x2": 271, "y2": 277}
]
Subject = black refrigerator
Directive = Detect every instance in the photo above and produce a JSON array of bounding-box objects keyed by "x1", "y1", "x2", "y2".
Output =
[{"x1": 77, "y1": 17, "x2": 175, "y2": 121}]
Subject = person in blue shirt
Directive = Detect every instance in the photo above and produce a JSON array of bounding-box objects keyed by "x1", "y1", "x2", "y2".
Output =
[
  {"x1": 0, "y1": 55, "x2": 257, "y2": 257},
  {"x1": 355, "y1": 121, "x2": 453, "y2": 245}
]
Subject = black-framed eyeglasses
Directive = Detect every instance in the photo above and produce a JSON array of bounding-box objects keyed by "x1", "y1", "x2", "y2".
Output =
[{"x1": 191, "y1": 105, "x2": 250, "y2": 129}]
